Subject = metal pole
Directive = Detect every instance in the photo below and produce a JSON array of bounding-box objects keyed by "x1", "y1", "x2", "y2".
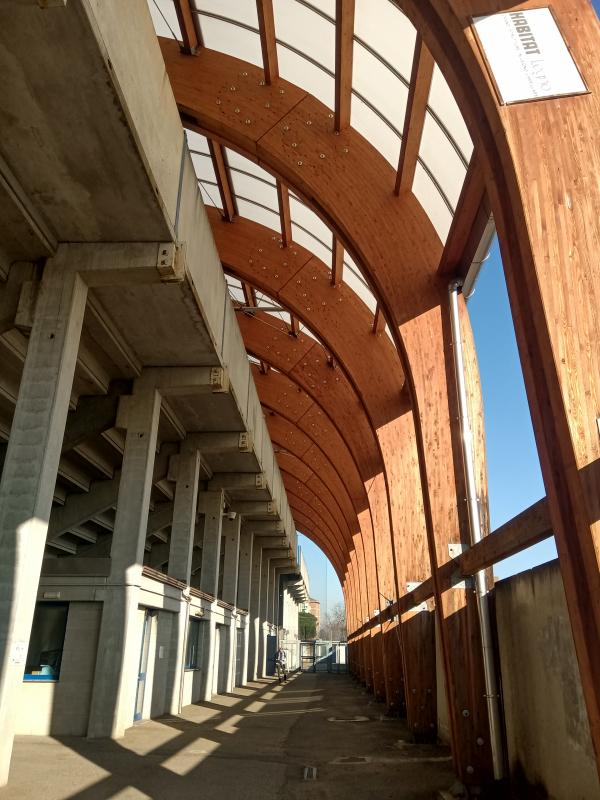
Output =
[{"x1": 448, "y1": 279, "x2": 505, "y2": 781}]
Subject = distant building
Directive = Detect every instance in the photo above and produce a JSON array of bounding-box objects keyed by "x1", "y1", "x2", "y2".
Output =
[{"x1": 309, "y1": 599, "x2": 321, "y2": 633}]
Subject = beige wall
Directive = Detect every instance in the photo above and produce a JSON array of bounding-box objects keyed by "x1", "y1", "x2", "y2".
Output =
[
  {"x1": 16, "y1": 602, "x2": 101, "y2": 736},
  {"x1": 496, "y1": 560, "x2": 600, "y2": 799}
]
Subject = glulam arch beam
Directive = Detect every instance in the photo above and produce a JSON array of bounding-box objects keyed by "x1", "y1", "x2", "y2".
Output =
[
  {"x1": 179, "y1": 4, "x2": 600, "y2": 782},
  {"x1": 252, "y1": 364, "x2": 368, "y2": 511},
  {"x1": 161, "y1": 40, "x2": 494, "y2": 782},
  {"x1": 396, "y1": 2, "x2": 600, "y2": 774},
  {"x1": 208, "y1": 209, "x2": 407, "y2": 428},
  {"x1": 268, "y1": 422, "x2": 357, "y2": 546},
  {"x1": 285, "y1": 497, "x2": 346, "y2": 580},
  {"x1": 238, "y1": 311, "x2": 382, "y2": 480}
]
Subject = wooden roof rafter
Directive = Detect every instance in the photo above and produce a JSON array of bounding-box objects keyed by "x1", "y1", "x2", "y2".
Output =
[
  {"x1": 256, "y1": 0, "x2": 279, "y2": 85},
  {"x1": 334, "y1": 0, "x2": 356, "y2": 132},
  {"x1": 332, "y1": 236, "x2": 344, "y2": 286},
  {"x1": 395, "y1": 35, "x2": 434, "y2": 195},
  {"x1": 276, "y1": 181, "x2": 293, "y2": 246},
  {"x1": 172, "y1": 0, "x2": 201, "y2": 55},
  {"x1": 207, "y1": 138, "x2": 236, "y2": 222},
  {"x1": 372, "y1": 304, "x2": 386, "y2": 335}
]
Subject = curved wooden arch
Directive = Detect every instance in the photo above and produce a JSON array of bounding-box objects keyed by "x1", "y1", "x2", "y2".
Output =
[
  {"x1": 213, "y1": 217, "x2": 415, "y2": 613},
  {"x1": 280, "y1": 461, "x2": 354, "y2": 562},
  {"x1": 210, "y1": 209, "x2": 407, "y2": 428},
  {"x1": 253, "y1": 364, "x2": 368, "y2": 510},
  {"x1": 238, "y1": 310, "x2": 382, "y2": 479},
  {"x1": 166, "y1": 43, "x2": 484, "y2": 779},
  {"x1": 159, "y1": 0, "x2": 600, "y2": 779},
  {"x1": 211, "y1": 213, "x2": 404, "y2": 651},
  {"x1": 266, "y1": 413, "x2": 357, "y2": 532}
]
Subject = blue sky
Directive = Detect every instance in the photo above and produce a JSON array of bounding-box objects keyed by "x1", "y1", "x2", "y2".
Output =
[
  {"x1": 301, "y1": 3, "x2": 599, "y2": 613},
  {"x1": 300, "y1": 238, "x2": 552, "y2": 613}
]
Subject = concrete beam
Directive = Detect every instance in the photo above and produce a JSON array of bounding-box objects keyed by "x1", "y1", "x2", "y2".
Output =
[
  {"x1": 229, "y1": 500, "x2": 277, "y2": 517},
  {"x1": 208, "y1": 473, "x2": 266, "y2": 492},
  {"x1": 0, "y1": 262, "x2": 39, "y2": 335},
  {"x1": 147, "y1": 502, "x2": 174, "y2": 537},
  {"x1": 187, "y1": 431, "x2": 252, "y2": 454},
  {"x1": 132, "y1": 366, "x2": 229, "y2": 396},
  {"x1": 0, "y1": 152, "x2": 57, "y2": 256},
  {"x1": 55, "y1": 242, "x2": 183, "y2": 287},
  {"x1": 49, "y1": 442, "x2": 121, "y2": 539},
  {"x1": 62, "y1": 380, "x2": 132, "y2": 452},
  {"x1": 243, "y1": 520, "x2": 284, "y2": 535}
]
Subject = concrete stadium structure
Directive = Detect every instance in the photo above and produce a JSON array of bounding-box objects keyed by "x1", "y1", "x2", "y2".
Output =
[{"x1": 0, "y1": 1, "x2": 599, "y2": 798}]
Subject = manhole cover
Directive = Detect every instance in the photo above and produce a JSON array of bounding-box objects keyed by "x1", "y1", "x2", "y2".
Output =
[
  {"x1": 327, "y1": 715, "x2": 369, "y2": 722},
  {"x1": 331, "y1": 756, "x2": 370, "y2": 765}
]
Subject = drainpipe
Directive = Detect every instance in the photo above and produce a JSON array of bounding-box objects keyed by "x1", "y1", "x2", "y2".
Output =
[{"x1": 448, "y1": 280, "x2": 505, "y2": 781}]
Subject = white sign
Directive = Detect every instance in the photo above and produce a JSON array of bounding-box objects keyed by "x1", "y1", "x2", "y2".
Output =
[
  {"x1": 11, "y1": 641, "x2": 27, "y2": 665},
  {"x1": 473, "y1": 9, "x2": 587, "y2": 104}
]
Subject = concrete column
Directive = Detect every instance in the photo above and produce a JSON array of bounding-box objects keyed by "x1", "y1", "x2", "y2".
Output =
[
  {"x1": 169, "y1": 446, "x2": 201, "y2": 582},
  {"x1": 225, "y1": 612, "x2": 237, "y2": 693},
  {"x1": 247, "y1": 541, "x2": 262, "y2": 682},
  {"x1": 87, "y1": 382, "x2": 161, "y2": 738},
  {"x1": 166, "y1": 444, "x2": 201, "y2": 715},
  {"x1": 236, "y1": 529, "x2": 253, "y2": 685},
  {"x1": 268, "y1": 565, "x2": 284, "y2": 625},
  {"x1": 221, "y1": 515, "x2": 241, "y2": 606},
  {"x1": 198, "y1": 491, "x2": 223, "y2": 702},
  {"x1": 257, "y1": 549, "x2": 272, "y2": 677},
  {"x1": 0, "y1": 255, "x2": 87, "y2": 785},
  {"x1": 219, "y1": 515, "x2": 241, "y2": 694},
  {"x1": 236, "y1": 528, "x2": 253, "y2": 612},
  {"x1": 199, "y1": 491, "x2": 224, "y2": 598}
]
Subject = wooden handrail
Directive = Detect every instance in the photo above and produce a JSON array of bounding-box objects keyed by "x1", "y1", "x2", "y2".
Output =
[{"x1": 348, "y1": 497, "x2": 552, "y2": 640}]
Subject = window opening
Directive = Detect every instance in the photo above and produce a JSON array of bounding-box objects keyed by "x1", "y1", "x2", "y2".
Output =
[{"x1": 24, "y1": 601, "x2": 69, "y2": 682}]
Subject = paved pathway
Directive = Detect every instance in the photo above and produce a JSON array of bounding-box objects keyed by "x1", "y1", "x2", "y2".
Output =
[{"x1": 2, "y1": 672, "x2": 454, "y2": 799}]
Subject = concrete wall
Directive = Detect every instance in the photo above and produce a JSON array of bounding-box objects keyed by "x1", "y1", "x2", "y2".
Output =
[
  {"x1": 496, "y1": 560, "x2": 600, "y2": 799},
  {"x1": 16, "y1": 602, "x2": 102, "y2": 736},
  {"x1": 150, "y1": 611, "x2": 175, "y2": 718}
]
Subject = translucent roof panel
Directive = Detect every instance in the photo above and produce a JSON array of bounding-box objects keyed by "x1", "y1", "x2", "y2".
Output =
[
  {"x1": 236, "y1": 197, "x2": 280, "y2": 231},
  {"x1": 147, "y1": 0, "x2": 181, "y2": 39},
  {"x1": 351, "y1": 44, "x2": 409, "y2": 157},
  {"x1": 187, "y1": 132, "x2": 218, "y2": 186},
  {"x1": 193, "y1": 3, "x2": 263, "y2": 68},
  {"x1": 351, "y1": 93, "x2": 399, "y2": 169},
  {"x1": 274, "y1": 0, "x2": 335, "y2": 108},
  {"x1": 226, "y1": 150, "x2": 276, "y2": 183},
  {"x1": 351, "y1": 0, "x2": 414, "y2": 168},
  {"x1": 412, "y1": 162, "x2": 453, "y2": 243},
  {"x1": 289, "y1": 196, "x2": 332, "y2": 267},
  {"x1": 226, "y1": 275, "x2": 245, "y2": 304},
  {"x1": 354, "y1": 0, "x2": 416, "y2": 81},
  {"x1": 194, "y1": 0, "x2": 259, "y2": 29},
  {"x1": 343, "y1": 251, "x2": 377, "y2": 314},
  {"x1": 186, "y1": 129, "x2": 210, "y2": 155},
  {"x1": 428, "y1": 66, "x2": 474, "y2": 164},
  {"x1": 419, "y1": 115, "x2": 467, "y2": 213},
  {"x1": 229, "y1": 169, "x2": 279, "y2": 214}
]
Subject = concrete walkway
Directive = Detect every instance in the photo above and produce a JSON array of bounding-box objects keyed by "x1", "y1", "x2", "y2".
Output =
[{"x1": 1, "y1": 673, "x2": 454, "y2": 799}]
